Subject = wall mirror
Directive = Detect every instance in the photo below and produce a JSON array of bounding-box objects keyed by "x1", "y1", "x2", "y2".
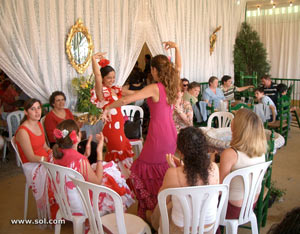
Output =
[{"x1": 66, "y1": 18, "x2": 94, "y2": 74}]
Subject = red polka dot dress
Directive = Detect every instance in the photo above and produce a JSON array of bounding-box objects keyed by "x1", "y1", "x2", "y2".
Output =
[{"x1": 91, "y1": 86, "x2": 134, "y2": 178}]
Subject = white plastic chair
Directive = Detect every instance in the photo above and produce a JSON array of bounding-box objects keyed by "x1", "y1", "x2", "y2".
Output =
[
  {"x1": 71, "y1": 177, "x2": 152, "y2": 234},
  {"x1": 40, "y1": 115, "x2": 50, "y2": 146},
  {"x1": 11, "y1": 136, "x2": 31, "y2": 219},
  {"x1": 219, "y1": 161, "x2": 272, "y2": 234},
  {"x1": 121, "y1": 105, "x2": 144, "y2": 156},
  {"x1": 41, "y1": 161, "x2": 87, "y2": 234},
  {"x1": 2, "y1": 110, "x2": 24, "y2": 165},
  {"x1": 158, "y1": 184, "x2": 229, "y2": 234},
  {"x1": 207, "y1": 111, "x2": 234, "y2": 128}
]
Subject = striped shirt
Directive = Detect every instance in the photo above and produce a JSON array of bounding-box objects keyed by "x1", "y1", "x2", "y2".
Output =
[
  {"x1": 262, "y1": 82, "x2": 278, "y2": 106},
  {"x1": 221, "y1": 85, "x2": 237, "y2": 101}
]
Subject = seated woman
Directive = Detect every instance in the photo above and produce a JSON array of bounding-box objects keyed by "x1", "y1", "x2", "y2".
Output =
[
  {"x1": 220, "y1": 75, "x2": 254, "y2": 101},
  {"x1": 173, "y1": 90, "x2": 193, "y2": 133},
  {"x1": 219, "y1": 108, "x2": 267, "y2": 219},
  {"x1": 15, "y1": 98, "x2": 58, "y2": 220},
  {"x1": 52, "y1": 119, "x2": 134, "y2": 215},
  {"x1": 151, "y1": 127, "x2": 219, "y2": 233},
  {"x1": 44, "y1": 91, "x2": 97, "y2": 163},
  {"x1": 202, "y1": 76, "x2": 225, "y2": 109}
]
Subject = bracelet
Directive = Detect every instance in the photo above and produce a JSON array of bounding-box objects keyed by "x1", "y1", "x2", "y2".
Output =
[
  {"x1": 40, "y1": 156, "x2": 45, "y2": 162},
  {"x1": 97, "y1": 159, "x2": 103, "y2": 163}
]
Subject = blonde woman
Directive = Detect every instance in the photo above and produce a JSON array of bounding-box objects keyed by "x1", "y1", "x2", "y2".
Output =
[
  {"x1": 219, "y1": 108, "x2": 267, "y2": 219},
  {"x1": 102, "y1": 41, "x2": 181, "y2": 219}
]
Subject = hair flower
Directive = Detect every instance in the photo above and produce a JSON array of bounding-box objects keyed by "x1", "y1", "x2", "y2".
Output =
[
  {"x1": 53, "y1": 129, "x2": 63, "y2": 139},
  {"x1": 61, "y1": 129, "x2": 69, "y2": 138},
  {"x1": 98, "y1": 58, "x2": 110, "y2": 68},
  {"x1": 69, "y1": 130, "x2": 78, "y2": 144}
]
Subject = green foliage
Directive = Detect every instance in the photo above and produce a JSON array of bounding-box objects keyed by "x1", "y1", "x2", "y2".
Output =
[
  {"x1": 72, "y1": 74, "x2": 102, "y2": 117},
  {"x1": 233, "y1": 22, "x2": 271, "y2": 86},
  {"x1": 270, "y1": 181, "x2": 286, "y2": 201}
]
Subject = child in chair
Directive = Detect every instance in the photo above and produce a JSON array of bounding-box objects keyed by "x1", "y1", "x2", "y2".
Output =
[
  {"x1": 52, "y1": 119, "x2": 134, "y2": 216},
  {"x1": 255, "y1": 87, "x2": 277, "y2": 123}
]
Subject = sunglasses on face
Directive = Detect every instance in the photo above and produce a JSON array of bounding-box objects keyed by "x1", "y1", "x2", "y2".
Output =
[{"x1": 183, "y1": 84, "x2": 188, "y2": 87}]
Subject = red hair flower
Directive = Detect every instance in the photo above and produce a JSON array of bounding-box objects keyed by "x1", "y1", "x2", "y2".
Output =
[
  {"x1": 69, "y1": 130, "x2": 78, "y2": 144},
  {"x1": 98, "y1": 58, "x2": 110, "y2": 68}
]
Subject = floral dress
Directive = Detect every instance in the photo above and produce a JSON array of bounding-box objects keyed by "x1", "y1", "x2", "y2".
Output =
[
  {"x1": 54, "y1": 148, "x2": 135, "y2": 216},
  {"x1": 173, "y1": 100, "x2": 193, "y2": 133},
  {"x1": 90, "y1": 86, "x2": 134, "y2": 178}
]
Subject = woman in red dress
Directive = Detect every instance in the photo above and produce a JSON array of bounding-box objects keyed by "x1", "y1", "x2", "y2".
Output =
[
  {"x1": 90, "y1": 54, "x2": 134, "y2": 179},
  {"x1": 15, "y1": 98, "x2": 58, "y2": 222}
]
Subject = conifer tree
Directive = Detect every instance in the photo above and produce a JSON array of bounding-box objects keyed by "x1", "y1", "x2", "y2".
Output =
[{"x1": 233, "y1": 22, "x2": 271, "y2": 86}]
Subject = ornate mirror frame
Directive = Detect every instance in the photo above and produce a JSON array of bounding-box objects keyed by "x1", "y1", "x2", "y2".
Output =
[{"x1": 66, "y1": 18, "x2": 94, "y2": 74}]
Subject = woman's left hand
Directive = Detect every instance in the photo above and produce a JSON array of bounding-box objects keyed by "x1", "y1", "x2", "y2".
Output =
[{"x1": 84, "y1": 135, "x2": 93, "y2": 157}]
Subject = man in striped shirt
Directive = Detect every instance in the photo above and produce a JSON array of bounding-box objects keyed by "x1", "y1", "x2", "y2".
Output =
[
  {"x1": 261, "y1": 75, "x2": 278, "y2": 106},
  {"x1": 221, "y1": 75, "x2": 254, "y2": 101}
]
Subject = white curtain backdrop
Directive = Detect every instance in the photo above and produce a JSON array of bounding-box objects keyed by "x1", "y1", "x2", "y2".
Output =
[
  {"x1": 0, "y1": 0, "x2": 246, "y2": 104},
  {"x1": 247, "y1": 6, "x2": 300, "y2": 79},
  {"x1": 0, "y1": 0, "x2": 145, "y2": 104},
  {"x1": 146, "y1": 0, "x2": 246, "y2": 82}
]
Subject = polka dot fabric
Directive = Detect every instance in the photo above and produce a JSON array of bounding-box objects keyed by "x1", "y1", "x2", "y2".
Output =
[{"x1": 91, "y1": 86, "x2": 134, "y2": 177}]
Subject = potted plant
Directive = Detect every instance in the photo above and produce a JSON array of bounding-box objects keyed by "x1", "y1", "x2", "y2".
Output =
[
  {"x1": 269, "y1": 181, "x2": 286, "y2": 208},
  {"x1": 71, "y1": 74, "x2": 102, "y2": 125},
  {"x1": 233, "y1": 22, "x2": 271, "y2": 87}
]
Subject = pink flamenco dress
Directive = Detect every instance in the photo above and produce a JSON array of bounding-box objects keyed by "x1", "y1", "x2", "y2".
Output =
[
  {"x1": 130, "y1": 82, "x2": 177, "y2": 219},
  {"x1": 90, "y1": 86, "x2": 134, "y2": 179},
  {"x1": 54, "y1": 148, "x2": 135, "y2": 216}
]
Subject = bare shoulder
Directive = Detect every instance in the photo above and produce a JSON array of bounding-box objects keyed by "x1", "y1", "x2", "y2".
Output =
[{"x1": 221, "y1": 148, "x2": 237, "y2": 159}]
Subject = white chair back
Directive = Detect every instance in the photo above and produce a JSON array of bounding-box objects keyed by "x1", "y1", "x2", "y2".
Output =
[
  {"x1": 6, "y1": 110, "x2": 24, "y2": 140},
  {"x1": 40, "y1": 115, "x2": 50, "y2": 146},
  {"x1": 11, "y1": 136, "x2": 30, "y2": 219},
  {"x1": 71, "y1": 177, "x2": 152, "y2": 234},
  {"x1": 3, "y1": 110, "x2": 24, "y2": 163},
  {"x1": 121, "y1": 105, "x2": 144, "y2": 129},
  {"x1": 121, "y1": 105, "x2": 144, "y2": 156},
  {"x1": 207, "y1": 111, "x2": 234, "y2": 128},
  {"x1": 158, "y1": 184, "x2": 229, "y2": 234},
  {"x1": 219, "y1": 161, "x2": 272, "y2": 234},
  {"x1": 41, "y1": 162, "x2": 86, "y2": 234}
]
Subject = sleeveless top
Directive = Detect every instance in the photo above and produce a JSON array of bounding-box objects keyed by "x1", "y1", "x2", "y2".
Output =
[
  {"x1": 230, "y1": 149, "x2": 265, "y2": 201},
  {"x1": 16, "y1": 122, "x2": 48, "y2": 163}
]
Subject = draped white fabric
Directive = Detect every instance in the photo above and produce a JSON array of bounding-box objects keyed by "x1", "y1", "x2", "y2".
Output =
[
  {"x1": 0, "y1": 0, "x2": 145, "y2": 104},
  {"x1": 0, "y1": 0, "x2": 246, "y2": 104},
  {"x1": 146, "y1": 0, "x2": 246, "y2": 81},
  {"x1": 247, "y1": 6, "x2": 300, "y2": 79}
]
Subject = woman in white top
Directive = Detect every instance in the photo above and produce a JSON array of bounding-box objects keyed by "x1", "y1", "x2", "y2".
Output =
[
  {"x1": 219, "y1": 108, "x2": 267, "y2": 219},
  {"x1": 151, "y1": 127, "x2": 219, "y2": 234}
]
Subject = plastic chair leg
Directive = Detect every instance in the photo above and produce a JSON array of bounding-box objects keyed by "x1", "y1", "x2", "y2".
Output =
[
  {"x1": 73, "y1": 218, "x2": 86, "y2": 234},
  {"x1": 24, "y1": 183, "x2": 29, "y2": 219},
  {"x1": 2, "y1": 141, "x2": 7, "y2": 162},
  {"x1": 15, "y1": 152, "x2": 21, "y2": 167},
  {"x1": 55, "y1": 210, "x2": 62, "y2": 234},
  {"x1": 250, "y1": 213, "x2": 259, "y2": 234},
  {"x1": 225, "y1": 221, "x2": 238, "y2": 234}
]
